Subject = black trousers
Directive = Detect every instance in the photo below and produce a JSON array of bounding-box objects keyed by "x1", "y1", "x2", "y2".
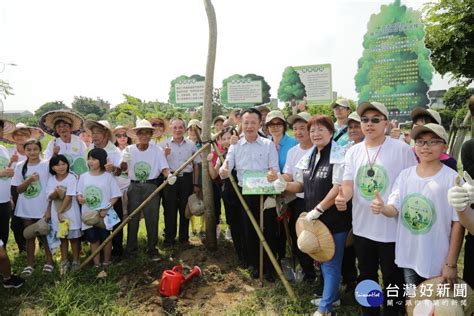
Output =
[
  {"x1": 163, "y1": 173, "x2": 193, "y2": 243},
  {"x1": 342, "y1": 245, "x2": 358, "y2": 284},
  {"x1": 213, "y1": 182, "x2": 222, "y2": 224},
  {"x1": 240, "y1": 190, "x2": 277, "y2": 273},
  {"x1": 111, "y1": 197, "x2": 123, "y2": 257},
  {"x1": 464, "y1": 232, "x2": 474, "y2": 289},
  {"x1": 353, "y1": 235, "x2": 405, "y2": 316},
  {"x1": 0, "y1": 202, "x2": 11, "y2": 246},
  {"x1": 10, "y1": 186, "x2": 25, "y2": 252},
  {"x1": 222, "y1": 186, "x2": 244, "y2": 261},
  {"x1": 288, "y1": 198, "x2": 316, "y2": 279}
]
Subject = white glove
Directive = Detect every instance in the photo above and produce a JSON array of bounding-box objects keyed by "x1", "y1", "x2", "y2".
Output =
[
  {"x1": 122, "y1": 148, "x2": 131, "y2": 163},
  {"x1": 305, "y1": 204, "x2": 324, "y2": 222},
  {"x1": 448, "y1": 185, "x2": 469, "y2": 211},
  {"x1": 273, "y1": 174, "x2": 287, "y2": 193},
  {"x1": 462, "y1": 171, "x2": 474, "y2": 203},
  {"x1": 167, "y1": 175, "x2": 177, "y2": 186}
]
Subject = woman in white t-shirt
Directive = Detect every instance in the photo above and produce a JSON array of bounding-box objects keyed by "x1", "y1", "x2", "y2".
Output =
[
  {"x1": 372, "y1": 124, "x2": 464, "y2": 286},
  {"x1": 45, "y1": 155, "x2": 82, "y2": 273},
  {"x1": 77, "y1": 148, "x2": 121, "y2": 268},
  {"x1": 11, "y1": 139, "x2": 53, "y2": 276},
  {"x1": 113, "y1": 126, "x2": 132, "y2": 218}
]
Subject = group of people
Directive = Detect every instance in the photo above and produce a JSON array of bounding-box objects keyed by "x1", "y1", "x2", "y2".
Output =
[{"x1": 0, "y1": 100, "x2": 473, "y2": 316}]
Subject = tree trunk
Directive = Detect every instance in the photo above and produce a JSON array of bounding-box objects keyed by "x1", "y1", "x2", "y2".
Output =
[{"x1": 202, "y1": 0, "x2": 218, "y2": 250}]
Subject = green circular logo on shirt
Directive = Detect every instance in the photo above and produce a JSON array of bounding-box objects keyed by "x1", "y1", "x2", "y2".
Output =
[
  {"x1": 71, "y1": 157, "x2": 88, "y2": 175},
  {"x1": 401, "y1": 193, "x2": 436, "y2": 234},
  {"x1": 85, "y1": 185, "x2": 103, "y2": 209},
  {"x1": 134, "y1": 161, "x2": 151, "y2": 182},
  {"x1": 0, "y1": 156, "x2": 9, "y2": 180},
  {"x1": 355, "y1": 164, "x2": 389, "y2": 200},
  {"x1": 24, "y1": 181, "x2": 42, "y2": 199}
]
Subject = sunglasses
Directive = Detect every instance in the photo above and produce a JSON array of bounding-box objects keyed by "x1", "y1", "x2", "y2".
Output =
[
  {"x1": 414, "y1": 139, "x2": 445, "y2": 147},
  {"x1": 115, "y1": 134, "x2": 127, "y2": 138},
  {"x1": 360, "y1": 117, "x2": 386, "y2": 124}
]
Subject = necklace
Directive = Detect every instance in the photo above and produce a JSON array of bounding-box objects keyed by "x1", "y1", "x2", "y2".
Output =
[{"x1": 365, "y1": 138, "x2": 385, "y2": 177}]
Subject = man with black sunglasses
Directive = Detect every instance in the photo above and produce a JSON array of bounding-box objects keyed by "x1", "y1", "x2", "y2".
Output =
[{"x1": 335, "y1": 101, "x2": 417, "y2": 315}]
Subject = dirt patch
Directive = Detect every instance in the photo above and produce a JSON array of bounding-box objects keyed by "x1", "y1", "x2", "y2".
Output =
[{"x1": 120, "y1": 240, "x2": 258, "y2": 315}]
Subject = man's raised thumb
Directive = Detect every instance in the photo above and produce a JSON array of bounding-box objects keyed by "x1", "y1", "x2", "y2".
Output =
[
  {"x1": 338, "y1": 187, "x2": 344, "y2": 197},
  {"x1": 374, "y1": 189, "x2": 382, "y2": 201}
]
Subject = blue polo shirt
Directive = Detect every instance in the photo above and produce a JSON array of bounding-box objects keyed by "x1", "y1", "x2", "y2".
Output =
[{"x1": 274, "y1": 134, "x2": 298, "y2": 172}]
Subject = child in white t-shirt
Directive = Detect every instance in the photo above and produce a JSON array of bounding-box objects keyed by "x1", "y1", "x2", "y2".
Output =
[
  {"x1": 77, "y1": 148, "x2": 121, "y2": 268},
  {"x1": 371, "y1": 124, "x2": 464, "y2": 286},
  {"x1": 45, "y1": 155, "x2": 82, "y2": 273},
  {"x1": 11, "y1": 139, "x2": 53, "y2": 276}
]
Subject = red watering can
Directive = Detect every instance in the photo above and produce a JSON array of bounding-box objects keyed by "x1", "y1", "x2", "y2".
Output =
[{"x1": 159, "y1": 264, "x2": 202, "y2": 297}]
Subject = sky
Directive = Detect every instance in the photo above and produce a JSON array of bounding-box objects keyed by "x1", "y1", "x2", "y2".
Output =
[{"x1": 0, "y1": 0, "x2": 455, "y2": 112}]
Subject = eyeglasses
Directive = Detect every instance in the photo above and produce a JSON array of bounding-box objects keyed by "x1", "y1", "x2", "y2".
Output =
[
  {"x1": 360, "y1": 117, "x2": 386, "y2": 124},
  {"x1": 414, "y1": 139, "x2": 445, "y2": 147},
  {"x1": 115, "y1": 134, "x2": 127, "y2": 138}
]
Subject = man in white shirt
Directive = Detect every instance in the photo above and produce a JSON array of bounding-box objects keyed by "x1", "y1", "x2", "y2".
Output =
[
  {"x1": 335, "y1": 102, "x2": 417, "y2": 314},
  {"x1": 220, "y1": 108, "x2": 279, "y2": 282}
]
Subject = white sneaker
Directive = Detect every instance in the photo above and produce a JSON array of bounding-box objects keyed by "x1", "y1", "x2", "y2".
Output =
[
  {"x1": 313, "y1": 311, "x2": 332, "y2": 316},
  {"x1": 310, "y1": 298, "x2": 340, "y2": 307},
  {"x1": 225, "y1": 228, "x2": 232, "y2": 241}
]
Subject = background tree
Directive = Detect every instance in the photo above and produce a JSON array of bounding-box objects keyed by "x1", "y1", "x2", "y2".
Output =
[
  {"x1": 0, "y1": 80, "x2": 13, "y2": 99},
  {"x1": 443, "y1": 86, "x2": 473, "y2": 111},
  {"x1": 423, "y1": 0, "x2": 474, "y2": 84},
  {"x1": 34, "y1": 101, "x2": 69, "y2": 118},
  {"x1": 72, "y1": 96, "x2": 110, "y2": 119},
  {"x1": 277, "y1": 66, "x2": 306, "y2": 115}
]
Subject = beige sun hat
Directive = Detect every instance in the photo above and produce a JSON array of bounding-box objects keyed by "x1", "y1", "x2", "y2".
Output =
[
  {"x1": 287, "y1": 112, "x2": 312, "y2": 125},
  {"x1": 410, "y1": 107, "x2": 442, "y2": 125},
  {"x1": 187, "y1": 119, "x2": 202, "y2": 130},
  {"x1": 347, "y1": 112, "x2": 361, "y2": 124},
  {"x1": 256, "y1": 103, "x2": 271, "y2": 113},
  {"x1": 212, "y1": 115, "x2": 226, "y2": 125},
  {"x1": 410, "y1": 123, "x2": 448, "y2": 144},
  {"x1": 2, "y1": 122, "x2": 45, "y2": 144},
  {"x1": 357, "y1": 101, "x2": 389, "y2": 119},
  {"x1": 331, "y1": 98, "x2": 350, "y2": 109},
  {"x1": 126, "y1": 119, "x2": 155, "y2": 139},
  {"x1": 23, "y1": 218, "x2": 50, "y2": 239},
  {"x1": 185, "y1": 193, "x2": 205, "y2": 219},
  {"x1": 81, "y1": 210, "x2": 100, "y2": 226},
  {"x1": 295, "y1": 213, "x2": 335, "y2": 262},
  {"x1": 53, "y1": 186, "x2": 72, "y2": 213},
  {"x1": 406, "y1": 276, "x2": 474, "y2": 316},
  {"x1": 265, "y1": 110, "x2": 286, "y2": 126},
  {"x1": 113, "y1": 125, "x2": 129, "y2": 134},
  {"x1": 84, "y1": 120, "x2": 114, "y2": 142},
  {"x1": 39, "y1": 110, "x2": 84, "y2": 136}
]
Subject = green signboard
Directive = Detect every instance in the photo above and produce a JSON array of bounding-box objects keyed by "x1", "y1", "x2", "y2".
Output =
[
  {"x1": 293, "y1": 64, "x2": 332, "y2": 105},
  {"x1": 220, "y1": 74, "x2": 270, "y2": 108},
  {"x1": 168, "y1": 74, "x2": 205, "y2": 108},
  {"x1": 355, "y1": 0, "x2": 433, "y2": 120}
]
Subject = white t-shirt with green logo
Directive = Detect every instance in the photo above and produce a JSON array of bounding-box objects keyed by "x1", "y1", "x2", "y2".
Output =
[
  {"x1": 12, "y1": 160, "x2": 50, "y2": 219},
  {"x1": 0, "y1": 145, "x2": 12, "y2": 203},
  {"x1": 388, "y1": 165, "x2": 460, "y2": 278},
  {"x1": 77, "y1": 172, "x2": 121, "y2": 230},
  {"x1": 47, "y1": 173, "x2": 82, "y2": 231},
  {"x1": 343, "y1": 137, "x2": 417, "y2": 242},
  {"x1": 44, "y1": 135, "x2": 88, "y2": 176},
  {"x1": 127, "y1": 144, "x2": 169, "y2": 182}
]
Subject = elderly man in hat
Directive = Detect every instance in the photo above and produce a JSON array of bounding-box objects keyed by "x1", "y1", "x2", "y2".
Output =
[
  {"x1": 41, "y1": 110, "x2": 88, "y2": 176},
  {"x1": 121, "y1": 119, "x2": 175, "y2": 260},
  {"x1": 162, "y1": 118, "x2": 200, "y2": 248},
  {"x1": 331, "y1": 98, "x2": 351, "y2": 149},
  {"x1": 85, "y1": 120, "x2": 125, "y2": 259},
  {"x1": 3, "y1": 122, "x2": 43, "y2": 253},
  {"x1": 220, "y1": 107, "x2": 279, "y2": 282}
]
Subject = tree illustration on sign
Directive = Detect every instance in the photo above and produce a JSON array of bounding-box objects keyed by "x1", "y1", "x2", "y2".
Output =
[
  {"x1": 354, "y1": 0, "x2": 433, "y2": 118},
  {"x1": 277, "y1": 66, "x2": 306, "y2": 111}
]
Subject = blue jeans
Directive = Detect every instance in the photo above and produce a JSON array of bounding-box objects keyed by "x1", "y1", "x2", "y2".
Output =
[{"x1": 318, "y1": 231, "x2": 348, "y2": 313}]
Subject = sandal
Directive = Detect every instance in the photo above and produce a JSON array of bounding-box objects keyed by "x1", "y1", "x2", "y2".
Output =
[
  {"x1": 21, "y1": 266, "x2": 34, "y2": 277},
  {"x1": 43, "y1": 264, "x2": 54, "y2": 273}
]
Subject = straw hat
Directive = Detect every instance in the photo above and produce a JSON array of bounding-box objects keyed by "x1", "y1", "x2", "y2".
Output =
[
  {"x1": 81, "y1": 210, "x2": 100, "y2": 226},
  {"x1": 185, "y1": 193, "x2": 205, "y2": 219},
  {"x1": 85, "y1": 120, "x2": 114, "y2": 142},
  {"x1": 23, "y1": 218, "x2": 50, "y2": 239},
  {"x1": 187, "y1": 119, "x2": 202, "y2": 130},
  {"x1": 39, "y1": 110, "x2": 84, "y2": 136},
  {"x1": 2, "y1": 122, "x2": 45, "y2": 144},
  {"x1": 406, "y1": 276, "x2": 474, "y2": 316},
  {"x1": 0, "y1": 118, "x2": 17, "y2": 142},
  {"x1": 295, "y1": 213, "x2": 335, "y2": 262},
  {"x1": 126, "y1": 119, "x2": 155, "y2": 139},
  {"x1": 53, "y1": 186, "x2": 72, "y2": 213},
  {"x1": 113, "y1": 125, "x2": 129, "y2": 134}
]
